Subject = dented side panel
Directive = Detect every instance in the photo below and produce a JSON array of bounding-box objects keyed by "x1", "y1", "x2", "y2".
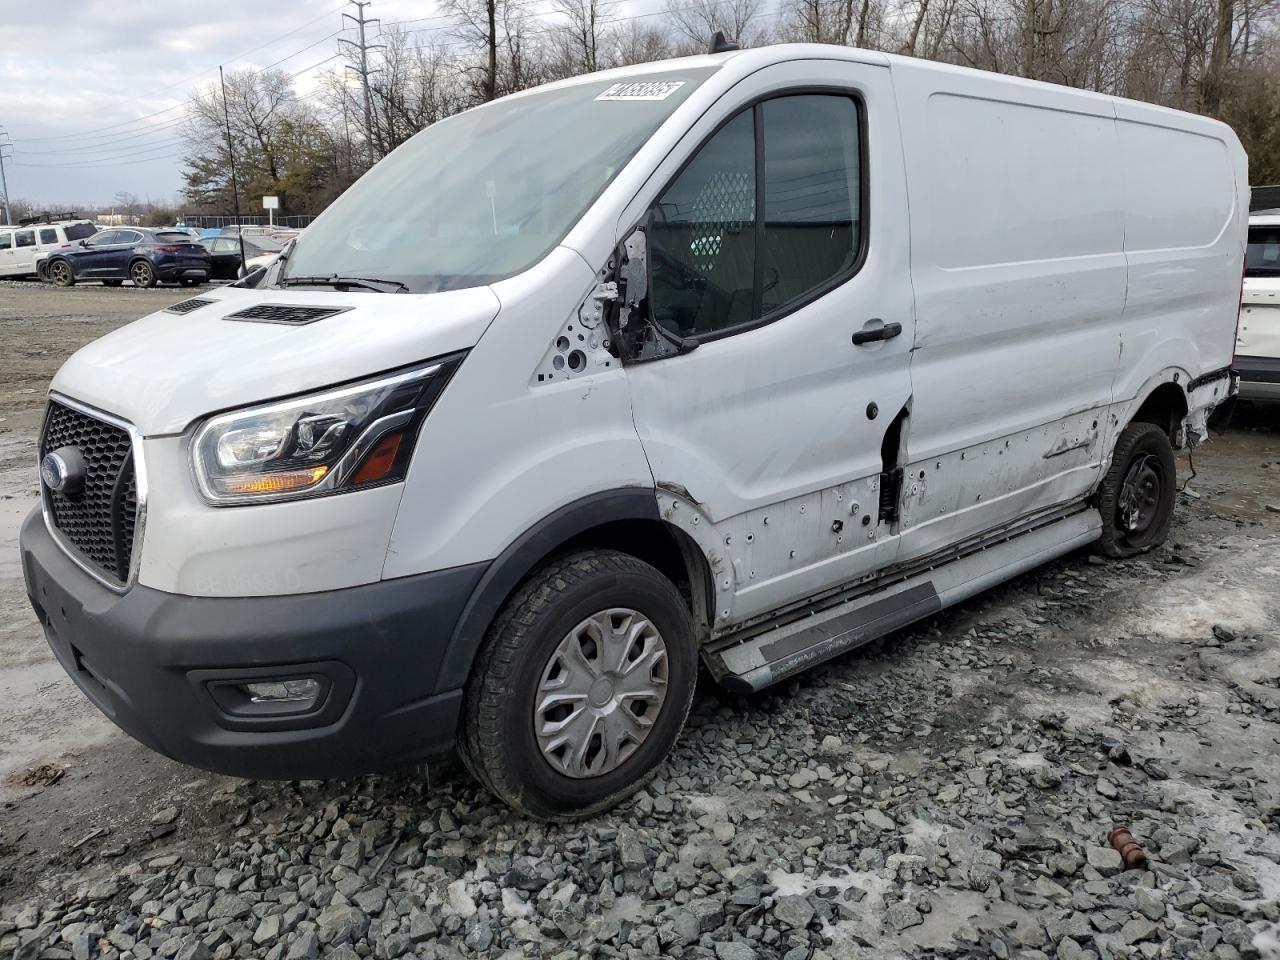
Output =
[
  {"x1": 622, "y1": 58, "x2": 916, "y2": 629},
  {"x1": 896, "y1": 405, "x2": 1114, "y2": 564}
]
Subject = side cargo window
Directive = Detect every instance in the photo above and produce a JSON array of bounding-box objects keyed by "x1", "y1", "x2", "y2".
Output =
[
  {"x1": 39, "y1": 228, "x2": 58, "y2": 244},
  {"x1": 649, "y1": 93, "x2": 863, "y2": 340},
  {"x1": 14, "y1": 230, "x2": 35, "y2": 248}
]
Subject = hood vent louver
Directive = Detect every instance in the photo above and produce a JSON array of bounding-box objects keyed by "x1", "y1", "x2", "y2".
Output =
[
  {"x1": 165, "y1": 297, "x2": 216, "y2": 315},
  {"x1": 224, "y1": 304, "x2": 352, "y2": 326}
]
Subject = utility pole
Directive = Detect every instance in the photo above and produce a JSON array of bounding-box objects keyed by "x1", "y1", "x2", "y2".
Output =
[
  {"x1": 0, "y1": 128, "x2": 12, "y2": 225},
  {"x1": 340, "y1": 1, "x2": 383, "y2": 166}
]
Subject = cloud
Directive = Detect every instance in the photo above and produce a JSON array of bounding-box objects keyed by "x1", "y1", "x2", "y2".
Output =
[{"x1": 0, "y1": 0, "x2": 434, "y2": 206}]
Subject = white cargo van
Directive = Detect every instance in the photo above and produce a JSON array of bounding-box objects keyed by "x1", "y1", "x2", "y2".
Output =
[
  {"x1": 0, "y1": 216, "x2": 97, "y2": 278},
  {"x1": 1236, "y1": 213, "x2": 1280, "y2": 399},
  {"x1": 21, "y1": 45, "x2": 1245, "y2": 818}
]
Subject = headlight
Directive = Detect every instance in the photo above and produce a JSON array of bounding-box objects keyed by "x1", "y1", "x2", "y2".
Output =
[{"x1": 192, "y1": 354, "x2": 464, "y2": 505}]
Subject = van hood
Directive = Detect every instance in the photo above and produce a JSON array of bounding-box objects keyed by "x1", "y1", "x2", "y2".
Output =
[{"x1": 51, "y1": 286, "x2": 502, "y2": 436}]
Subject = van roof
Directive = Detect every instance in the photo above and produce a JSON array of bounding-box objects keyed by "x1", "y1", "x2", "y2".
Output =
[{"x1": 504, "y1": 43, "x2": 1236, "y2": 143}]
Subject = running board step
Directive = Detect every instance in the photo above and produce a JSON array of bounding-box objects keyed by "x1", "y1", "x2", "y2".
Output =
[{"x1": 705, "y1": 509, "x2": 1101, "y2": 693}]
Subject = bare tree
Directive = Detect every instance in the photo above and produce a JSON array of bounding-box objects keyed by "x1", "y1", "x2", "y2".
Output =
[
  {"x1": 553, "y1": 0, "x2": 615, "y2": 72},
  {"x1": 113, "y1": 191, "x2": 140, "y2": 223},
  {"x1": 665, "y1": 0, "x2": 770, "y2": 48}
]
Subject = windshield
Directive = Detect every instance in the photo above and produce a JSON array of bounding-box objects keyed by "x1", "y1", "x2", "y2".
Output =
[
  {"x1": 1246, "y1": 225, "x2": 1280, "y2": 277},
  {"x1": 281, "y1": 69, "x2": 713, "y2": 293}
]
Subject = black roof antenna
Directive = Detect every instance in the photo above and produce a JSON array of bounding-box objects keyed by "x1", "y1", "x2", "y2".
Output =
[{"x1": 710, "y1": 30, "x2": 740, "y2": 53}]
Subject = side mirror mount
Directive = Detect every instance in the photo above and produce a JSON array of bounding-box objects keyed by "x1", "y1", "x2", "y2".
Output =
[
  {"x1": 78, "y1": 239, "x2": 89, "y2": 247},
  {"x1": 607, "y1": 220, "x2": 697, "y2": 363}
]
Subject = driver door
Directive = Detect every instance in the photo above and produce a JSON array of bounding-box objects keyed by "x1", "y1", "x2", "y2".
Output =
[
  {"x1": 77, "y1": 231, "x2": 121, "y2": 277},
  {"x1": 619, "y1": 59, "x2": 916, "y2": 628}
]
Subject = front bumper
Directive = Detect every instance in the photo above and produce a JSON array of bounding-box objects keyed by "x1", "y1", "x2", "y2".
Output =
[
  {"x1": 1235, "y1": 355, "x2": 1280, "y2": 401},
  {"x1": 20, "y1": 508, "x2": 487, "y2": 779}
]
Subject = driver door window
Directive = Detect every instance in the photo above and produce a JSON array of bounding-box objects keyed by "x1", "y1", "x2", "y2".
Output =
[{"x1": 649, "y1": 94, "x2": 863, "y2": 341}]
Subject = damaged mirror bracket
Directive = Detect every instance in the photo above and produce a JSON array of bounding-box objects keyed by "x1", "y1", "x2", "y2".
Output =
[{"x1": 603, "y1": 221, "x2": 697, "y2": 364}]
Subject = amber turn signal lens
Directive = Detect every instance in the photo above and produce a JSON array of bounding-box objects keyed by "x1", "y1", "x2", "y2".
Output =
[
  {"x1": 352, "y1": 433, "x2": 403, "y2": 486},
  {"x1": 216, "y1": 465, "x2": 329, "y2": 496}
]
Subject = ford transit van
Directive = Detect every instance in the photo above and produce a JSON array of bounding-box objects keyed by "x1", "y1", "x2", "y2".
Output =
[{"x1": 21, "y1": 45, "x2": 1246, "y2": 818}]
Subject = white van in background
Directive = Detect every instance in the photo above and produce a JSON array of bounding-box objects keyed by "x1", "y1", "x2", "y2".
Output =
[
  {"x1": 1236, "y1": 213, "x2": 1280, "y2": 400},
  {"x1": 21, "y1": 45, "x2": 1246, "y2": 819},
  {"x1": 0, "y1": 216, "x2": 98, "y2": 278}
]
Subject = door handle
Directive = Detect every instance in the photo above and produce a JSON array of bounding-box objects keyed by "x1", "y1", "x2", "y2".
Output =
[{"x1": 851, "y1": 320, "x2": 903, "y2": 346}]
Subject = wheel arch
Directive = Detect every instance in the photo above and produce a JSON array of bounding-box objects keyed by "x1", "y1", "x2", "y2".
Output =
[
  {"x1": 434, "y1": 488, "x2": 714, "y2": 695},
  {"x1": 1121, "y1": 369, "x2": 1192, "y2": 446}
]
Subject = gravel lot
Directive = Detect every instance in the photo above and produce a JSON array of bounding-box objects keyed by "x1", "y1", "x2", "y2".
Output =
[{"x1": 2, "y1": 279, "x2": 1280, "y2": 960}]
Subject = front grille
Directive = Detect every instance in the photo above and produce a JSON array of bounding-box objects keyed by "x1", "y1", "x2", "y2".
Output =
[
  {"x1": 40, "y1": 400, "x2": 138, "y2": 585},
  {"x1": 165, "y1": 297, "x2": 215, "y2": 314},
  {"x1": 223, "y1": 304, "x2": 350, "y2": 326}
]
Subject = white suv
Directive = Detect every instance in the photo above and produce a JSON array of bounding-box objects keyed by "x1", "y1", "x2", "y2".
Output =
[
  {"x1": 1237, "y1": 212, "x2": 1280, "y2": 400},
  {"x1": 0, "y1": 217, "x2": 98, "y2": 278}
]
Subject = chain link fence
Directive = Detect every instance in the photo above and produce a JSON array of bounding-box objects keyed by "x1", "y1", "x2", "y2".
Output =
[{"x1": 177, "y1": 214, "x2": 316, "y2": 229}]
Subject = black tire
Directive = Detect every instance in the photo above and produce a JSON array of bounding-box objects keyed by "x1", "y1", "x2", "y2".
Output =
[
  {"x1": 48, "y1": 259, "x2": 75, "y2": 287},
  {"x1": 1097, "y1": 421, "x2": 1176, "y2": 557},
  {"x1": 101, "y1": 279, "x2": 123, "y2": 288},
  {"x1": 459, "y1": 550, "x2": 697, "y2": 819},
  {"x1": 129, "y1": 260, "x2": 156, "y2": 289}
]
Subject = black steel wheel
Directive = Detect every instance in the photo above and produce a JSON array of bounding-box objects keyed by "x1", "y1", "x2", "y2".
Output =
[{"x1": 1097, "y1": 421, "x2": 1176, "y2": 557}]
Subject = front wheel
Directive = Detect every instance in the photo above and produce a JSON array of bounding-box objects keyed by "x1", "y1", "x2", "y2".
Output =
[
  {"x1": 129, "y1": 260, "x2": 156, "y2": 288},
  {"x1": 48, "y1": 260, "x2": 75, "y2": 287},
  {"x1": 460, "y1": 550, "x2": 697, "y2": 819},
  {"x1": 1097, "y1": 421, "x2": 1176, "y2": 557}
]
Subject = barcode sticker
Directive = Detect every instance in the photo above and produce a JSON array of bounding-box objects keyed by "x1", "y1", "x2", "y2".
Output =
[{"x1": 596, "y1": 80, "x2": 686, "y2": 102}]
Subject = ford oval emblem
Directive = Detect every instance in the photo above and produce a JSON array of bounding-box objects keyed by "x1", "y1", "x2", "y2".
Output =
[{"x1": 41, "y1": 446, "x2": 86, "y2": 495}]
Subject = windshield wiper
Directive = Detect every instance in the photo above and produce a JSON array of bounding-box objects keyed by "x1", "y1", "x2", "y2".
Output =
[{"x1": 280, "y1": 275, "x2": 409, "y2": 293}]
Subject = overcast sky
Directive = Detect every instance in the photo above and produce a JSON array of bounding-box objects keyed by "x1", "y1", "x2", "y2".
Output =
[{"x1": 1, "y1": 0, "x2": 637, "y2": 210}]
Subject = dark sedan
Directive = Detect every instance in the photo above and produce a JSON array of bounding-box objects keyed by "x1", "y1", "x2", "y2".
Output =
[
  {"x1": 199, "y1": 235, "x2": 285, "y2": 280},
  {"x1": 45, "y1": 228, "x2": 211, "y2": 288}
]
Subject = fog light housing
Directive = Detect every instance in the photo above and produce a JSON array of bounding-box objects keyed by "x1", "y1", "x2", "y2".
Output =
[
  {"x1": 242, "y1": 678, "x2": 321, "y2": 704},
  {"x1": 194, "y1": 662, "x2": 353, "y2": 731}
]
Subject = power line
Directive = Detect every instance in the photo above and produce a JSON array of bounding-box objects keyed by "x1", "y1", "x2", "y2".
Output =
[{"x1": 11, "y1": 149, "x2": 190, "y2": 170}]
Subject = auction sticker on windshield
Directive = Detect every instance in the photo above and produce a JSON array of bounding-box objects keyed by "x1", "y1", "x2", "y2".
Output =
[{"x1": 596, "y1": 80, "x2": 687, "y2": 101}]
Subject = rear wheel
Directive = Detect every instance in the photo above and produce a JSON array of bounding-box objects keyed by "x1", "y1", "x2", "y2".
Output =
[
  {"x1": 1098, "y1": 421, "x2": 1176, "y2": 557},
  {"x1": 460, "y1": 550, "x2": 697, "y2": 819},
  {"x1": 129, "y1": 260, "x2": 156, "y2": 288},
  {"x1": 48, "y1": 260, "x2": 75, "y2": 287}
]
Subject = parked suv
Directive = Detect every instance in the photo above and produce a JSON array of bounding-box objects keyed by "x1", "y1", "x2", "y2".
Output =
[
  {"x1": 44, "y1": 228, "x2": 210, "y2": 288},
  {"x1": 0, "y1": 216, "x2": 97, "y2": 278},
  {"x1": 1236, "y1": 213, "x2": 1280, "y2": 400}
]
